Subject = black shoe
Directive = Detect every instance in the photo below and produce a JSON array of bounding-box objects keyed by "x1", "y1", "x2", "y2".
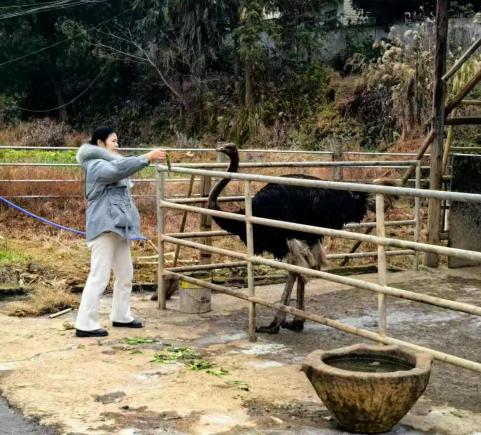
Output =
[
  {"x1": 112, "y1": 319, "x2": 143, "y2": 328},
  {"x1": 75, "y1": 328, "x2": 109, "y2": 337}
]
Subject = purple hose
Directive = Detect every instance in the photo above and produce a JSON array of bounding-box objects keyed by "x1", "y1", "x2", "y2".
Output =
[{"x1": 0, "y1": 195, "x2": 147, "y2": 241}]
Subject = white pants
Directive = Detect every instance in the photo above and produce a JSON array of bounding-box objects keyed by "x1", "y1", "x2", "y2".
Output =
[{"x1": 75, "y1": 232, "x2": 134, "y2": 331}]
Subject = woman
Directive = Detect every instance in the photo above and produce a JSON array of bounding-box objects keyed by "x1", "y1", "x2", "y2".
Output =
[{"x1": 75, "y1": 127, "x2": 165, "y2": 337}]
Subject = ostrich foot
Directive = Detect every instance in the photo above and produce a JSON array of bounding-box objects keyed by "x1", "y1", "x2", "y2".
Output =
[
  {"x1": 281, "y1": 319, "x2": 305, "y2": 332},
  {"x1": 256, "y1": 319, "x2": 281, "y2": 334}
]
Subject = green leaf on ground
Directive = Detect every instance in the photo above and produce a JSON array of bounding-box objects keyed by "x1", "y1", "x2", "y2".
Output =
[
  {"x1": 206, "y1": 368, "x2": 229, "y2": 377},
  {"x1": 226, "y1": 380, "x2": 249, "y2": 391},
  {"x1": 124, "y1": 337, "x2": 159, "y2": 346}
]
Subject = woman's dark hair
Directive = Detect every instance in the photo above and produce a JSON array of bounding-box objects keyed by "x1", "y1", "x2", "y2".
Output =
[{"x1": 90, "y1": 127, "x2": 115, "y2": 146}]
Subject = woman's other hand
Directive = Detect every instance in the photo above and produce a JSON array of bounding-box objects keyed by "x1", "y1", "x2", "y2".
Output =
[{"x1": 145, "y1": 148, "x2": 166, "y2": 163}]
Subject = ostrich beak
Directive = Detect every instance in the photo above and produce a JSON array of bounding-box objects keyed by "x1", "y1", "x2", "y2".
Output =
[{"x1": 216, "y1": 145, "x2": 228, "y2": 153}]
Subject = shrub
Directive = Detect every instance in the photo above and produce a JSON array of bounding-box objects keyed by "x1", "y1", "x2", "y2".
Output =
[
  {"x1": 16, "y1": 118, "x2": 71, "y2": 148},
  {"x1": 0, "y1": 95, "x2": 20, "y2": 127}
]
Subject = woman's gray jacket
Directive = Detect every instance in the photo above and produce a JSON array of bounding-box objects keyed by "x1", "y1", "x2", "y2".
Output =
[{"x1": 77, "y1": 144, "x2": 150, "y2": 242}]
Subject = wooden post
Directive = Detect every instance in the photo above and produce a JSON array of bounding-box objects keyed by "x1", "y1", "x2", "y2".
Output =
[
  {"x1": 199, "y1": 174, "x2": 212, "y2": 265},
  {"x1": 425, "y1": 0, "x2": 448, "y2": 268},
  {"x1": 376, "y1": 194, "x2": 387, "y2": 335},
  {"x1": 173, "y1": 175, "x2": 195, "y2": 267},
  {"x1": 413, "y1": 163, "x2": 422, "y2": 271},
  {"x1": 156, "y1": 167, "x2": 167, "y2": 309},
  {"x1": 244, "y1": 181, "x2": 257, "y2": 342},
  {"x1": 332, "y1": 147, "x2": 344, "y2": 181}
]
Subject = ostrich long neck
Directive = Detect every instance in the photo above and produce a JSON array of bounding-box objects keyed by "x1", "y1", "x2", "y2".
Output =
[
  {"x1": 208, "y1": 151, "x2": 239, "y2": 210},
  {"x1": 208, "y1": 150, "x2": 246, "y2": 239}
]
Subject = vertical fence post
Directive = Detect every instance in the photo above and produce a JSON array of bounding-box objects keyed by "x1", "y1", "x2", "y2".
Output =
[
  {"x1": 414, "y1": 162, "x2": 422, "y2": 271},
  {"x1": 426, "y1": 0, "x2": 449, "y2": 267},
  {"x1": 376, "y1": 194, "x2": 387, "y2": 335},
  {"x1": 244, "y1": 181, "x2": 257, "y2": 342},
  {"x1": 199, "y1": 173, "x2": 212, "y2": 265},
  {"x1": 156, "y1": 166, "x2": 167, "y2": 309},
  {"x1": 332, "y1": 149, "x2": 344, "y2": 181},
  {"x1": 173, "y1": 174, "x2": 196, "y2": 267}
]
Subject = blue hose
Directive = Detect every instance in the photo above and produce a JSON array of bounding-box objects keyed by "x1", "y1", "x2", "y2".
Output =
[{"x1": 0, "y1": 194, "x2": 147, "y2": 241}]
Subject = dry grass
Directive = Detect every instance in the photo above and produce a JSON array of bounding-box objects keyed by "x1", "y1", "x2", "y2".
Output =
[
  {"x1": 5, "y1": 282, "x2": 79, "y2": 317},
  {"x1": 0, "y1": 141, "x2": 431, "y2": 318}
]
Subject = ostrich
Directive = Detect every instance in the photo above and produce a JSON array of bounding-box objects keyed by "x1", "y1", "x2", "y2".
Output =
[{"x1": 208, "y1": 144, "x2": 397, "y2": 334}]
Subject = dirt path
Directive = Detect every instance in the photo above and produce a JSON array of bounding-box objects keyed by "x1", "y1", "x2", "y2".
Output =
[{"x1": 0, "y1": 267, "x2": 480, "y2": 434}]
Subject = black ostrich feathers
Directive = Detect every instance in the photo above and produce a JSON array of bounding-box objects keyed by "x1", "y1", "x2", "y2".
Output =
[{"x1": 208, "y1": 145, "x2": 373, "y2": 260}]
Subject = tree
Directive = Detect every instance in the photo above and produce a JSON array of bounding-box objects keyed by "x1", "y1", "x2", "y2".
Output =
[{"x1": 0, "y1": 1, "x2": 128, "y2": 122}]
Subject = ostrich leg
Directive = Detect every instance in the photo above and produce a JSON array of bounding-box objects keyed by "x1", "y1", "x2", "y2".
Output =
[
  {"x1": 282, "y1": 275, "x2": 305, "y2": 331},
  {"x1": 256, "y1": 271, "x2": 297, "y2": 334}
]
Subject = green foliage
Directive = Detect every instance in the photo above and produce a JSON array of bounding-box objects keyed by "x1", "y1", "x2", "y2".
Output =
[
  {"x1": 333, "y1": 33, "x2": 381, "y2": 72},
  {"x1": 124, "y1": 337, "x2": 159, "y2": 345},
  {"x1": 0, "y1": 95, "x2": 21, "y2": 126},
  {"x1": 0, "y1": 150, "x2": 76, "y2": 163},
  {"x1": 0, "y1": 244, "x2": 30, "y2": 265}
]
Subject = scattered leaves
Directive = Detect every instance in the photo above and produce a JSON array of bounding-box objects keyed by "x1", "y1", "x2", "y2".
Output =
[{"x1": 124, "y1": 337, "x2": 159, "y2": 346}]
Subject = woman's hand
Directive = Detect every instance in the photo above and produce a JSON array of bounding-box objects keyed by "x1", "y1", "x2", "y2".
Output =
[{"x1": 145, "y1": 148, "x2": 166, "y2": 163}]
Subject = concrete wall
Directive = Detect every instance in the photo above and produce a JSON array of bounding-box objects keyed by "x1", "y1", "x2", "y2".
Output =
[
  {"x1": 448, "y1": 154, "x2": 481, "y2": 268},
  {"x1": 320, "y1": 17, "x2": 481, "y2": 62}
]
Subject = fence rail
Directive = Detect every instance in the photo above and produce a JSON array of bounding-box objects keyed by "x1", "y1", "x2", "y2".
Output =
[
  {"x1": 0, "y1": 145, "x2": 432, "y2": 157},
  {"x1": 156, "y1": 163, "x2": 481, "y2": 373}
]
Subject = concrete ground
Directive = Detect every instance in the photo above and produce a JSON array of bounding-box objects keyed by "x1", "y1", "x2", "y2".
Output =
[{"x1": 0, "y1": 266, "x2": 480, "y2": 435}]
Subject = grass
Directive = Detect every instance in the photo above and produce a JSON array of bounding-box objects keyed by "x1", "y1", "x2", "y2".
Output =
[{"x1": 0, "y1": 243, "x2": 30, "y2": 265}]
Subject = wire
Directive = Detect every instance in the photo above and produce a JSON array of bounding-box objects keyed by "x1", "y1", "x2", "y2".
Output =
[
  {"x1": 0, "y1": 9, "x2": 128, "y2": 68},
  {"x1": 0, "y1": 1, "x2": 70, "y2": 9},
  {"x1": 0, "y1": 0, "x2": 106, "y2": 21},
  {"x1": 16, "y1": 65, "x2": 107, "y2": 112}
]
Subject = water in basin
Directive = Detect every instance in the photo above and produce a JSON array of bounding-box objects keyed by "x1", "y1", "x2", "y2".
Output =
[{"x1": 325, "y1": 356, "x2": 414, "y2": 373}]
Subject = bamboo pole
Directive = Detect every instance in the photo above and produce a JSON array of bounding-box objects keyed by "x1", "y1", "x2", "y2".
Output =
[
  {"x1": 138, "y1": 250, "x2": 415, "y2": 266},
  {"x1": 444, "y1": 117, "x2": 481, "y2": 125},
  {"x1": 161, "y1": 235, "x2": 481, "y2": 316},
  {"x1": 445, "y1": 68, "x2": 481, "y2": 115},
  {"x1": 244, "y1": 181, "x2": 257, "y2": 342},
  {"x1": 160, "y1": 200, "x2": 481, "y2": 263},
  {"x1": 376, "y1": 194, "x2": 387, "y2": 336},
  {"x1": 173, "y1": 175, "x2": 195, "y2": 267},
  {"x1": 199, "y1": 174, "x2": 212, "y2": 265},
  {"x1": 413, "y1": 164, "x2": 422, "y2": 271},
  {"x1": 442, "y1": 108, "x2": 458, "y2": 173},
  {"x1": 332, "y1": 147, "x2": 344, "y2": 181},
  {"x1": 156, "y1": 167, "x2": 167, "y2": 309},
  {"x1": 164, "y1": 271, "x2": 481, "y2": 373},
  {"x1": 442, "y1": 36, "x2": 481, "y2": 82},
  {"x1": 460, "y1": 99, "x2": 481, "y2": 106},
  {"x1": 159, "y1": 166, "x2": 481, "y2": 203}
]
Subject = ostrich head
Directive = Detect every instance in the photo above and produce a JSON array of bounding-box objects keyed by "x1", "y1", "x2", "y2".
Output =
[
  {"x1": 216, "y1": 143, "x2": 239, "y2": 161},
  {"x1": 366, "y1": 179, "x2": 401, "y2": 212}
]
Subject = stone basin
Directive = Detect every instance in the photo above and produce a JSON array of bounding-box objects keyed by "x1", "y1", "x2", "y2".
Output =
[{"x1": 302, "y1": 344, "x2": 433, "y2": 433}]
